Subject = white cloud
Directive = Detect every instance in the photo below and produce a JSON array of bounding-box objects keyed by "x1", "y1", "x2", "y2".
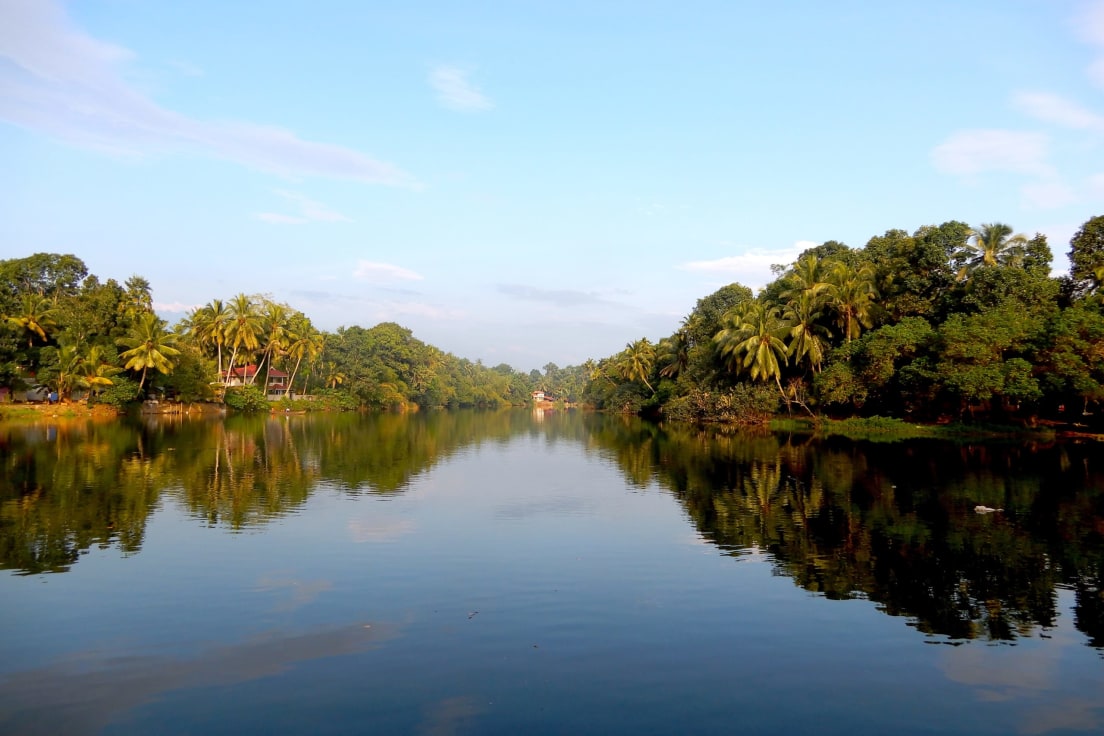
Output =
[
  {"x1": 931, "y1": 129, "x2": 1053, "y2": 177},
  {"x1": 1021, "y1": 179, "x2": 1078, "y2": 209},
  {"x1": 678, "y1": 241, "x2": 813, "y2": 289},
  {"x1": 352, "y1": 261, "x2": 424, "y2": 282},
  {"x1": 429, "y1": 65, "x2": 492, "y2": 111},
  {"x1": 255, "y1": 212, "x2": 309, "y2": 225},
  {"x1": 0, "y1": 0, "x2": 416, "y2": 185},
  {"x1": 1076, "y1": 1, "x2": 1104, "y2": 88},
  {"x1": 1012, "y1": 92, "x2": 1104, "y2": 133},
  {"x1": 256, "y1": 190, "x2": 351, "y2": 225},
  {"x1": 153, "y1": 301, "x2": 200, "y2": 313}
]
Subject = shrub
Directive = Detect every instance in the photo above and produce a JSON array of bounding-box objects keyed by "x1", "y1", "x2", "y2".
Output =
[
  {"x1": 663, "y1": 383, "x2": 780, "y2": 424},
  {"x1": 224, "y1": 385, "x2": 268, "y2": 413},
  {"x1": 91, "y1": 377, "x2": 142, "y2": 408}
]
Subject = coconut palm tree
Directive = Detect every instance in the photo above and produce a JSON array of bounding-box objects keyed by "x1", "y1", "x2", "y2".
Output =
[
  {"x1": 257, "y1": 301, "x2": 293, "y2": 391},
  {"x1": 783, "y1": 289, "x2": 831, "y2": 373},
  {"x1": 75, "y1": 345, "x2": 121, "y2": 399},
  {"x1": 657, "y1": 327, "x2": 691, "y2": 379},
  {"x1": 187, "y1": 299, "x2": 230, "y2": 376},
  {"x1": 780, "y1": 254, "x2": 831, "y2": 303},
  {"x1": 826, "y1": 261, "x2": 878, "y2": 343},
  {"x1": 224, "y1": 294, "x2": 263, "y2": 383},
  {"x1": 116, "y1": 313, "x2": 181, "y2": 391},
  {"x1": 616, "y1": 338, "x2": 656, "y2": 394},
  {"x1": 714, "y1": 301, "x2": 790, "y2": 392},
  {"x1": 5, "y1": 293, "x2": 58, "y2": 347},
  {"x1": 285, "y1": 320, "x2": 323, "y2": 398},
  {"x1": 955, "y1": 223, "x2": 1028, "y2": 280}
]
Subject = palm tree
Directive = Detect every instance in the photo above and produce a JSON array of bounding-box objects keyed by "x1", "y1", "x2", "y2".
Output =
[
  {"x1": 714, "y1": 301, "x2": 790, "y2": 393},
  {"x1": 224, "y1": 294, "x2": 263, "y2": 384},
  {"x1": 780, "y1": 255, "x2": 831, "y2": 303},
  {"x1": 323, "y1": 361, "x2": 346, "y2": 389},
  {"x1": 116, "y1": 313, "x2": 181, "y2": 390},
  {"x1": 955, "y1": 223, "x2": 1028, "y2": 280},
  {"x1": 285, "y1": 320, "x2": 323, "y2": 398},
  {"x1": 826, "y1": 261, "x2": 878, "y2": 343},
  {"x1": 75, "y1": 345, "x2": 121, "y2": 399},
  {"x1": 783, "y1": 289, "x2": 830, "y2": 373},
  {"x1": 657, "y1": 328, "x2": 691, "y2": 379},
  {"x1": 257, "y1": 301, "x2": 293, "y2": 391},
  {"x1": 187, "y1": 299, "x2": 230, "y2": 376},
  {"x1": 5, "y1": 293, "x2": 58, "y2": 347},
  {"x1": 616, "y1": 338, "x2": 656, "y2": 393}
]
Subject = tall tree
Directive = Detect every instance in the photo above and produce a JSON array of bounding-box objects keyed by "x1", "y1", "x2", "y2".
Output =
[
  {"x1": 616, "y1": 338, "x2": 656, "y2": 394},
  {"x1": 223, "y1": 294, "x2": 263, "y2": 383},
  {"x1": 715, "y1": 301, "x2": 790, "y2": 393},
  {"x1": 116, "y1": 313, "x2": 181, "y2": 390},
  {"x1": 4, "y1": 294, "x2": 58, "y2": 347},
  {"x1": 826, "y1": 261, "x2": 878, "y2": 343},
  {"x1": 955, "y1": 223, "x2": 1028, "y2": 280},
  {"x1": 1068, "y1": 215, "x2": 1104, "y2": 296}
]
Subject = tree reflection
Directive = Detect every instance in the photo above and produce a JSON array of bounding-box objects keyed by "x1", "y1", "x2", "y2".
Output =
[
  {"x1": 2, "y1": 411, "x2": 1102, "y2": 655},
  {"x1": 584, "y1": 416, "x2": 1104, "y2": 649}
]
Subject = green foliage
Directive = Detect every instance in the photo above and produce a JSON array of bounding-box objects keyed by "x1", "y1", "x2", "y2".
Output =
[
  {"x1": 662, "y1": 384, "x2": 779, "y2": 424},
  {"x1": 1068, "y1": 215, "x2": 1104, "y2": 294},
  {"x1": 224, "y1": 385, "x2": 268, "y2": 413},
  {"x1": 92, "y1": 377, "x2": 142, "y2": 408}
]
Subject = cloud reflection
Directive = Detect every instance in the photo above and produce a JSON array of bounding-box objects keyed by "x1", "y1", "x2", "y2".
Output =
[{"x1": 0, "y1": 622, "x2": 399, "y2": 736}]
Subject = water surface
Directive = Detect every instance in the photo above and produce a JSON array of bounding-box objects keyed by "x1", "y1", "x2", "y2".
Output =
[{"x1": 1, "y1": 411, "x2": 1102, "y2": 734}]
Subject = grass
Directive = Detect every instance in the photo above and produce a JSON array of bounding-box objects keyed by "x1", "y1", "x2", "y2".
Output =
[{"x1": 770, "y1": 415, "x2": 1062, "y2": 442}]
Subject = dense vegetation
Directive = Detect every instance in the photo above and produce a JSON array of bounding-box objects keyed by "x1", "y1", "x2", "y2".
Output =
[
  {"x1": 583, "y1": 217, "x2": 1104, "y2": 426},
  {"x1": 3, "y1": 214, "x2": 1102, "y2": 422},
  {"x1": 0, "y1": 255, "x2": 564, "y2": 410}
]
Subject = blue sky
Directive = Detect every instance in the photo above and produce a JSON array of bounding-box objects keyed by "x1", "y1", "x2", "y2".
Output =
[{"x1": 2, "y1": 0, "x2": 1103, "y2": 370}]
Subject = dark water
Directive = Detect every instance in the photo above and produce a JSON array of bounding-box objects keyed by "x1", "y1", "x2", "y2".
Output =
[{"x1": 1, "y1": 410, "x2": 1102, "y2": 735}]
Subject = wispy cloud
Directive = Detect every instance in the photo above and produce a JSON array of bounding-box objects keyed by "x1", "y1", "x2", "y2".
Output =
[
  {"x1": 256, "y1": 190, "x2": 351, "y2": 225},
  {"x1": 496, "y1": 284, "x2": 608, "y2": 307},
  {"x1": 0, "y1": 0, "x2": 416, "y2": 185},
  {"x1": 256, "y1": 213, "x2": 309, "y2": 225},
  {"x1": 1077, "y1": 0, "x2": 1104, "y2": 88},
  {"x1": 678, "y1": 242, "x2": 813, "y2": 289},
  {"x1": 352, "y1": 261, "x2": 424, "y2": 282},
  {"x1": 931, "y1": 130, "x2": 1053, "y2": 177},
  {"x1": 1012, "y1": 92, "x2": 1104, "y2": 134},
  {"x1": 153, "y1": 300, "x2": 201, "y2": 314},
  {"x1": 429, "y1": 65, "x2": 493, "y2": 111}
]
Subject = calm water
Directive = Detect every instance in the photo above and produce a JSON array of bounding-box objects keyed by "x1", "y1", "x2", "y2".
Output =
[{"x1": 1, "y1": 410, "x2": 1103, "y2": 735}]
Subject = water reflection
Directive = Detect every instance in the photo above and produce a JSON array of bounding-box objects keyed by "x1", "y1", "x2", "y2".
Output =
[
  {"x1": 0, "y1": 621, "x2": 398, "y2": 736},
  {"x1": 1, "y1": 411, "x2": 1102, "y2": 654}
]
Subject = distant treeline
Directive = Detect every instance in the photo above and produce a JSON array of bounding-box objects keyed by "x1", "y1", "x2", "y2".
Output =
[
  {"x1": 0, "y1": 254, "x2": 584, "y2": 410},
  {"x1": 3, "y1": 214, "x2": 1102, "y2": 421}
]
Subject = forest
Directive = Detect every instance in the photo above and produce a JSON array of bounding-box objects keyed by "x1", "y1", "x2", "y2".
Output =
[{"x1": 1, "y1": 214, "x2": 1102, "y2": 424}]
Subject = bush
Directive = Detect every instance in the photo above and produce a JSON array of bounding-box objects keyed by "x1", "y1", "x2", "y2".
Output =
[
  {"x1": 224, "y1": 385, "x2": 268, "y2": 413},
  {"x1": 663, "y1": 383, "x2": 780, "y2": 424},
  {"x1": 313, "y1": 388, "x2": 360, "y2": 411},
  {"x1": 91, "y1": 377, "x2": 142, "y2": 408}
]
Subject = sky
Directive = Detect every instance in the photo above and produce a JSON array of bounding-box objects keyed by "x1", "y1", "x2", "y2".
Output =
[{"x1": 2, "y1": 0, "x2": 1103, "y2": 370}]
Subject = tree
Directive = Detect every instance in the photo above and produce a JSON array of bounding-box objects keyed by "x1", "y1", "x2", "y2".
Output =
[
  {"x1": 826, "y1": 261, "x2": 878, "y2": 343},
  {"x1": 955, "y1": 223, "x2": 1028, "y2": 280},
  {"x1": 116, "y1": 313, "x2": 181, "y2": 390},
  {"x1": 224, "y1": 294, "x2": 263, "y2": 382},
  {"x1": 715, "y1": 301, "x2": 790, "y2": 393},
  {"x1": 783, "y1": 289, "x2": 830, "y2": 373},
  {"x1": 1068, "y1": 215, "x2": 1104, "y2": 296},
  {"x1": 187, "y1": 299, "x2": 230, "y2": 376},
  {"x1": 4, "y1": 293, "x2": 58, "y2": 347},
  {"x1": 616, "y1": 339, "x2": 656, "y2": 394},
  {"x1": 75, "y1": 344, "x2": 121, "y2": 399}
]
